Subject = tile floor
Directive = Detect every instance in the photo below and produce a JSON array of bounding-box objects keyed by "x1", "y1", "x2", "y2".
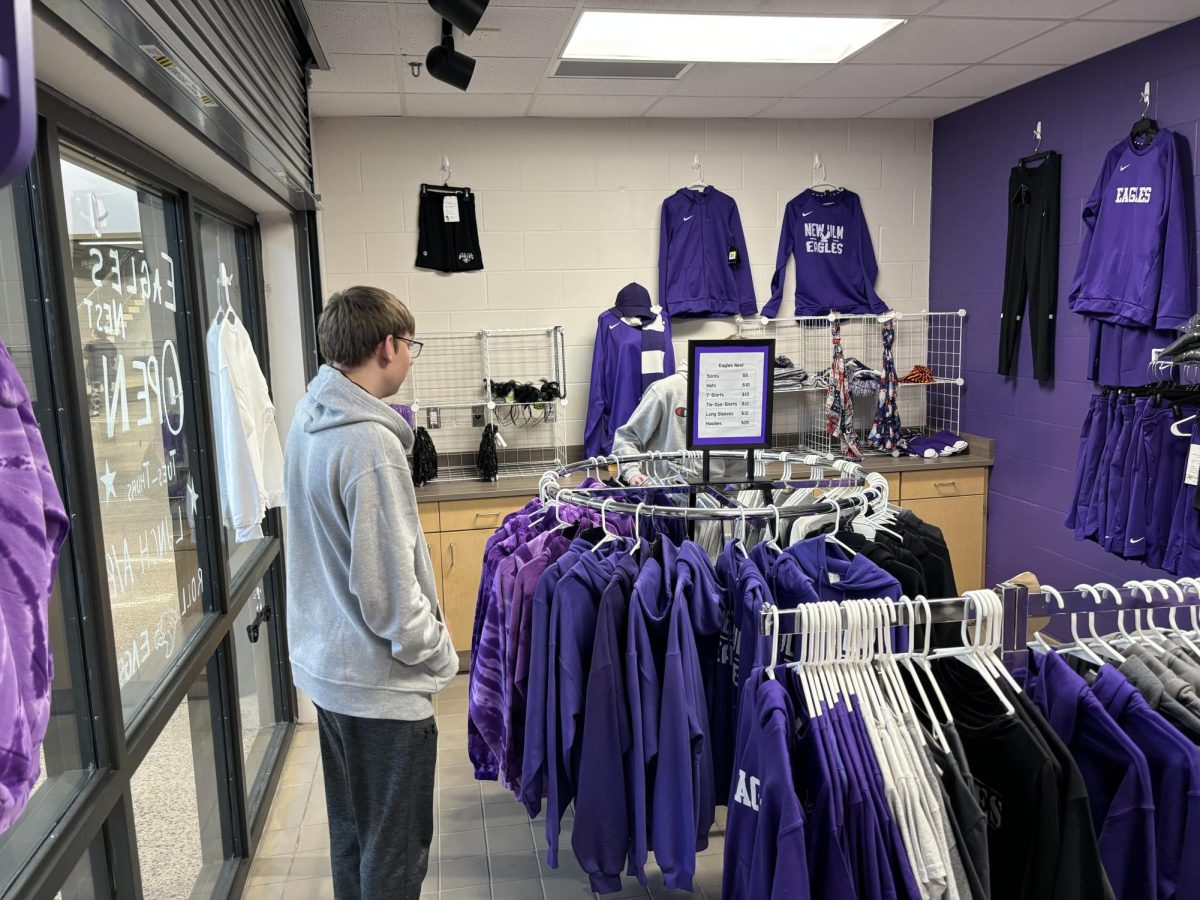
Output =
[{"x1": 245, "y1": 676, "x2": 726, "y2": 899}]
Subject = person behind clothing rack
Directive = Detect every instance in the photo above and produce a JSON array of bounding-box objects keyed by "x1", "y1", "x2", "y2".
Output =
[
  {"x1": 284, "y1": 285, "x2": 457, "y2": 900},
  {"x1": 613, "y1": 333, "x2": 740, "y2": 485}
]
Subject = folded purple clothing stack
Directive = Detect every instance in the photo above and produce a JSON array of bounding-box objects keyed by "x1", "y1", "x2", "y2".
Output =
[{"x1": 907, "y1": 431, "x2": 968, "y2": 458}]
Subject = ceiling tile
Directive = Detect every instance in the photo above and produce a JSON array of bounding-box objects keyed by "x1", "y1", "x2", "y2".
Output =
[
  {"x1": 530, "y1": 95, "x2": 658, "y2": 117},
  {"x1": 670, "y1": 63, "x2": 835, "y2": 98},
  {"x1": 311, "y1": 53, "x2": 399, "y2": 92},
  {"x1": 537, "y1": 76, "x2": 672, "y2": 96},
  {"x1": 759, "y1": 98, "x2": 893, "y2": 117},
  {"x1": 796, "y1": 64, "x2": 966, "y2": 97},
  {"x1": 647, "y1": 96, "x2": 776, "y2": 117},
  {"x1": 306, "y1": 1, "x2": 395, "y2": 55},
  {"x1": 581, "y1": 0, "x2": 764, "y2": 9},
  {"x1": 756, "y1": 0, "x2": 941, "y2": 11},
  {"x1": 406, "y1": 58, "x2": 549, "y2": 94},
  {"x1": 864, "y1": 97, "x2": 976, "y2": 116},
  {"x1": 1084, "y1": 0, "x2": 1200, "y2": 19},
  {"x1": 393, "y1": 4, "x2": 574, "y2": 58},
  {"x1": 915, "y1": 63, "x2": 1060, "y2": 96},
  {"x1": 850, "y1": 17, "x2": 1058, "y2": 63},
  {"x1": 310, "y1": 91, "x2": 403, "y2": 116},
  {"x1": 404, "y1": 94, "x2": 532, "y2": 116},
  {"x1": 926, "y1": 0, "x2": 1109, "y2": 17},
  {"x1": 988, "y1": 20, "x2": 1171, "y2": 64}
]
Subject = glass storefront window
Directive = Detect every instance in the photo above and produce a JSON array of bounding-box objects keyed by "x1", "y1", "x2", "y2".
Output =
[
  {"x1": 0, "y1": 180, "x2": 98, "y2": 893},
  {"x1": 232, "y1": 579, "x2": 285, "y2": 808},
  {"x1": 194, "y1": 211, "x2": 268, "y2": 578},
  {"x1": 59, "y1": 148, "x2": 209, "y2": 723},
  {"x1": 130, "y1": 662, "x2": 227, "y2": 899}
]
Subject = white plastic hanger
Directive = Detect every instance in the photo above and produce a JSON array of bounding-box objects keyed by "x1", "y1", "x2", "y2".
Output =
[
  {"x1": 1158, "y1": 578, "x2": 1200, "y2": 659},
  {"x1": 590, "y1": 498, "x2": 620, "y2": 554},
  {"x1": 1076, "y1": 583, "x2": 1125, "y2": 663},
  {"x1": 930, "y1": 593, "x2": 1015, "y2": 715},
  {"x1": 687, "y1": 153, "x2": 707, "y2": 191},
  {"x1": 897, "y1": 595, "x2": 950, "y2": 753}
]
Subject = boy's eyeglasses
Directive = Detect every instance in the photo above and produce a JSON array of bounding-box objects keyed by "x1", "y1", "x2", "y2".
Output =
[{"x1": 393, "y1": 336, "x2": 423, "y2": 359}]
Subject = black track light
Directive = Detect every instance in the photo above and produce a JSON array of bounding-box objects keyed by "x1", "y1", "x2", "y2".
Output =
[
  {"x1": 426, "y1": 0, "x2": 489, "y2": 36},
  {"x1": 426, "y1": 19, "x2": 475, "y2": 92}
]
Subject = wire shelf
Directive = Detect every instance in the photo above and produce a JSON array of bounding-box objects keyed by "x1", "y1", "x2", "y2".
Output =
[
  {"x1": 735, "y1": 311, "x2": 966, "y2": 458},
  {"x1": 389, "y1": 327, "x2": 567, "y2": 478}
]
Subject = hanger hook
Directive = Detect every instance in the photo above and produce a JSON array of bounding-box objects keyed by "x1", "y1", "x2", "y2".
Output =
[
  {"x1": 1141, "y1": 80, "x2": 1151, "y2": 118},
  {"x1": 441, "y1": 155, "x2": 452, "y2": 186}
]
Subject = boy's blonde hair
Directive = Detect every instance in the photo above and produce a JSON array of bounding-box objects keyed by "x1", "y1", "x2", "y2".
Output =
[{"x1": 318, "y1": 286, "x2": 416, "y2": 367}]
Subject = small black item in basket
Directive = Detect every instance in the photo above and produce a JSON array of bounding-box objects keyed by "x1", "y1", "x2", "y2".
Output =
[
  {"x1": 512, "y1": 382, "x2": 541, "y2": 404},
  {"x1": 539, "y1": 380, "x2": 563, "y2": 401},
  {"x1": 411, "y1": 426, "x2": 439, "y2": 486},
  {"x1": 477, "y1": 423, "x2": 499, "y2": 481},
  {"x1": 490, "y1": 379, "x2": 517, "y2": 402}
]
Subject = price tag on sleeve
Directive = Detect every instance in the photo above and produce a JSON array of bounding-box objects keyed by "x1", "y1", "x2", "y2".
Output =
[{"x1": 443, "y1": 195, "x2": 460, "y2": 223}]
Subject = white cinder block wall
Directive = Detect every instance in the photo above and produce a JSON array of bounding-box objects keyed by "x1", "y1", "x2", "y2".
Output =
[{"x1": 312, "y1": 116, "x2": 933, "y2": 451}]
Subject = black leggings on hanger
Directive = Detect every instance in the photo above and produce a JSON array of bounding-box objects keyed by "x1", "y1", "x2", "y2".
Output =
[{"x1": 998, "y1": 153, "x2": 1061, "y2": 382}]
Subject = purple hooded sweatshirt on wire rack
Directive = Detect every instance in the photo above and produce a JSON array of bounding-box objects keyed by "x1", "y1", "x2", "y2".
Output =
[
  {"x1": 659, "y1": 187, "x2": 757, "y2": 319},
  {"x1": 0, "y1": 337, "x2": 70, "y2": 834}
]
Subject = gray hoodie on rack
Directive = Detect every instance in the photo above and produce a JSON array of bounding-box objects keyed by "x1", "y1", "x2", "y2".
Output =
[{"x1": 285, "y1": 365, "x2": 458, "y2": 721}]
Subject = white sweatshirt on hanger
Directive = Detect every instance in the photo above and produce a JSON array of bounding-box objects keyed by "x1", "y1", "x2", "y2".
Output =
[{"x1": 208, "y1": 316, "x2": 285, "y2": 541}]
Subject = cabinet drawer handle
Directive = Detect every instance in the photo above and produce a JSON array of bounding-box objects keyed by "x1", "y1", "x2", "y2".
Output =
[
  {"x1": 449, "y1": 542, "x2": 455, "y2": 567},
  {"x1": 475, "y1": 511, "x2": 502, "y2": 521},
  {"x1": 932, "y1": 481, "x2": 958, "y2": 489}
]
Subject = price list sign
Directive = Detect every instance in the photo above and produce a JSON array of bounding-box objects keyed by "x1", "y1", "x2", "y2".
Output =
[{"x1": 687, "y1": 339, "x2": 775, "y2": 450}]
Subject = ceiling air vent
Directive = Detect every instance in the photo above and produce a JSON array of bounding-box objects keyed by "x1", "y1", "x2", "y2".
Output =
[{"x1": 553, "y1": 59, "x2": 689, "y2": 79}]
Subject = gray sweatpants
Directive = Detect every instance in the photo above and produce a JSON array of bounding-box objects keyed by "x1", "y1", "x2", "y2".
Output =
[{"x1": 316, "y1": 706, "x2": 438, "y2": 899}]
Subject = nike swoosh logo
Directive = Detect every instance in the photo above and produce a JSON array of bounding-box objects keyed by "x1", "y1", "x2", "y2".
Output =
[
  {"x1": 1120, "y1": 164, "x2": 1131, "y2": 171},
  {"x1": 683, "y1": 215, "x2": 694, "y2": 221},
  {"x1": 1129, "y1": 536, "x2": 1145, "y2": 544},
  {"x1": 802, "y1": 211, "x2": 814, "y2": 217}
]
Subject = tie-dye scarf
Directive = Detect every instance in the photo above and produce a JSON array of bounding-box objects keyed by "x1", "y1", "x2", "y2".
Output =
[
  {"x1": 868, "y1": 317, "x2": 905, "y2": 454},
  {"x1": 824, "y1": 318, "x2": 862, "y2": 460}
]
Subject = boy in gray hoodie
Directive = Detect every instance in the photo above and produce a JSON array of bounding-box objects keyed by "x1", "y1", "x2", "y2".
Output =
[{"x1": 285, "y1": 285, "x2": 457, "y2": 899}]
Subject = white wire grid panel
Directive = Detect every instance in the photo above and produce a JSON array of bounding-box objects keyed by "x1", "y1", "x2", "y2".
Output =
[
  {"x1": 733, "y1": 311, "x2": 965, "y2": 457},
  {"x1": 390, "y1": 327, "x2": 567, "y2": 479}
]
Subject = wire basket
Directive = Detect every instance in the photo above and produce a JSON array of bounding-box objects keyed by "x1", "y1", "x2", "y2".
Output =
[
  {"x1": 390, "y1": 327, "x2": 567, "y2": 480},
  {"x1": 733, "y1": 311, "x2": 966, "y2": 458}
]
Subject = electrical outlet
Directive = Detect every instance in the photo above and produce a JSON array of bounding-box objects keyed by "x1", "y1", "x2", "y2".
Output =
[
  {"x1": 471, "y1": 405, "x2": 485, "y2": 427},
  {"x1": 426, "y1": 407, "x2": 441, "y2": 429}
]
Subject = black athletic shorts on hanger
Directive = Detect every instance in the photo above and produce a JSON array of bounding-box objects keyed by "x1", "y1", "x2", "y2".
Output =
[{"x1": 415, "y1": 184, "x2": 483, "y2": 273}]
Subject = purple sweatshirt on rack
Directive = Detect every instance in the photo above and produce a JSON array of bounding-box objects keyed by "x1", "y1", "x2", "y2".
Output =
[
  {"x1": 1023, "y1": 651, "x2": 1156, "y2": 900},
  {"x1": 1091, "y1": 663, "x2": 1200, "y2": 900},
  {"x1": 761, "y1": 189, "x2": 889, "y2": 319},
  {"x1": 1069, "y1": 129, "x2": 1193, "y2": 330},
  {"x1": 659, "y1": 187, "x2": 757, "y2": 319},
  {"x1": 722, "y1": 674, "x2": 812, "y2": 900},
  {"x1": 786, "y1": 537, "x2": 902, "y2": 603},
  {"x1": 0, "y1": 338, "x2": 69, "y2": 833}
]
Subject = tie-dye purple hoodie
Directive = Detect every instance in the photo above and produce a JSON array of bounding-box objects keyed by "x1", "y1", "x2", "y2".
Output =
[{"x1": 0, "y1": 337, "x2": 69, "y2": 833}]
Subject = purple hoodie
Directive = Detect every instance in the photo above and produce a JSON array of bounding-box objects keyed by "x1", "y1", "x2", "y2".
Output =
[
  {"x1": 722, "y1": 674, "x2": 812, "y2": 900},
  {"x1": 762, "y1": 189, "x2": 889, "y2": 319},
  {"x1": 1090, "y1": 663, "x2": 1200, "y2": 900},
  {"x1": 1023, "y1": 651, "x2": 1156, "y2": 900},
  {"x1": 1069, "y1": 129, "x2": 1193, "y2": 330},
  {"x1": 786, "y1": 537, "x2": 902, "y2": 604},
  {"x1": 0, "y1": 338, "x2": 69, "y2": 833},
  {"x1": 659, "y1": 187, "x2": 757, "y2": 319}
]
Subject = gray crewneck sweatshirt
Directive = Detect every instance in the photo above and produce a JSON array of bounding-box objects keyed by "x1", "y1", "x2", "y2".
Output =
[{"x1": 285, "y1": 365, "x2": 457, "y2": 720}]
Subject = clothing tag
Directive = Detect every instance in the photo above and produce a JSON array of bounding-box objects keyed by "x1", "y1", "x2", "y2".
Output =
[
  {"x1": 443, "y1": 195, "x2": 460, "y2": 223},
  {"x1": 641, "y1": 349, "x2": 665, "y2": 375},
  {"x1": 728, "y1": 245, "x2": 740, "y2": 267},
  {"x1": 827, "y1": 572, "x2": 841, "y2": 584},
  {"x1": 1186, "y1": 444, "x2": 1200, "y2": 486}
]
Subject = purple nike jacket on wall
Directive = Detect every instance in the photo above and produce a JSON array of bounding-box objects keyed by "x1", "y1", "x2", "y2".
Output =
[
  {"x1": 659, "y1": 187, "x2": 757, "y2": 319},
  {"x1": 0, "y1": 339, "x2": 69, "y2": 833},
  {"x1": 761, "y1": 189, "x2": 889, "y2": 319},
  {"x1": 722, "y1": 674, "x2": 812, "y2": 900},
  {"x1": 1069, "y1": 129, "x2": 1192, "y2": 330}
]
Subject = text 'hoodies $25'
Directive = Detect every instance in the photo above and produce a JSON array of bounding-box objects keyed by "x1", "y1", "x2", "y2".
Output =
[
  {"x1": 285, "y1": 365, "x2": 458, "y2": 722},
  {"x1": 660, "y1": 187, "x2": 758, "y2": 319}
]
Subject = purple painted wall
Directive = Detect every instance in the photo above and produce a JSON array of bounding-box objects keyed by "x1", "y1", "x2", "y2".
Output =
[{"x1": 930, "y1": 18, "x2": 1200, "y2": 590}]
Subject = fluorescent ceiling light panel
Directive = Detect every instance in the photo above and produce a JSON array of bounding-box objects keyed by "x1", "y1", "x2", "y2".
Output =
[{"x1": 562, "y1": 12, "x2": 904, "y2": 64}]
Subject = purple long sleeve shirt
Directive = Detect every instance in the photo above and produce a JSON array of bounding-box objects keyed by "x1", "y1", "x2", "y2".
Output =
[
  {"x1": 722, "y1": 675, "x2": 812, "y2": 900},
  {"x1": 1024, "y1": 651, "x2": 1156, "y2": 900},
  {"x1": 1070, "y1": 129, "x2": 1193, "y2": 330},
  {"x1": 0, "y1": 338, "x2": 69, "y2": 834},
  {"x1": 762, "y1": 189, "x2": 889, "y2": 319}
]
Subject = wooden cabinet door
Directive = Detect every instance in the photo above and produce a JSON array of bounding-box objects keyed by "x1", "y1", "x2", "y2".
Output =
[
  {"x1": 426, "y1": 535, "x2": 444, "y2": 612},
  {"x1": 902, "y1": 495, "x2": 986, "y2": 592},
  {"x1": 439, "y1": 528, "x2": 492, "y2": 653}
]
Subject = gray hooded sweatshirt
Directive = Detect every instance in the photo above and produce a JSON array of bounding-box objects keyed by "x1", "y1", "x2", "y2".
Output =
[{"x1": 285, "y1": 365, "x2": 457, "y2": 720}]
